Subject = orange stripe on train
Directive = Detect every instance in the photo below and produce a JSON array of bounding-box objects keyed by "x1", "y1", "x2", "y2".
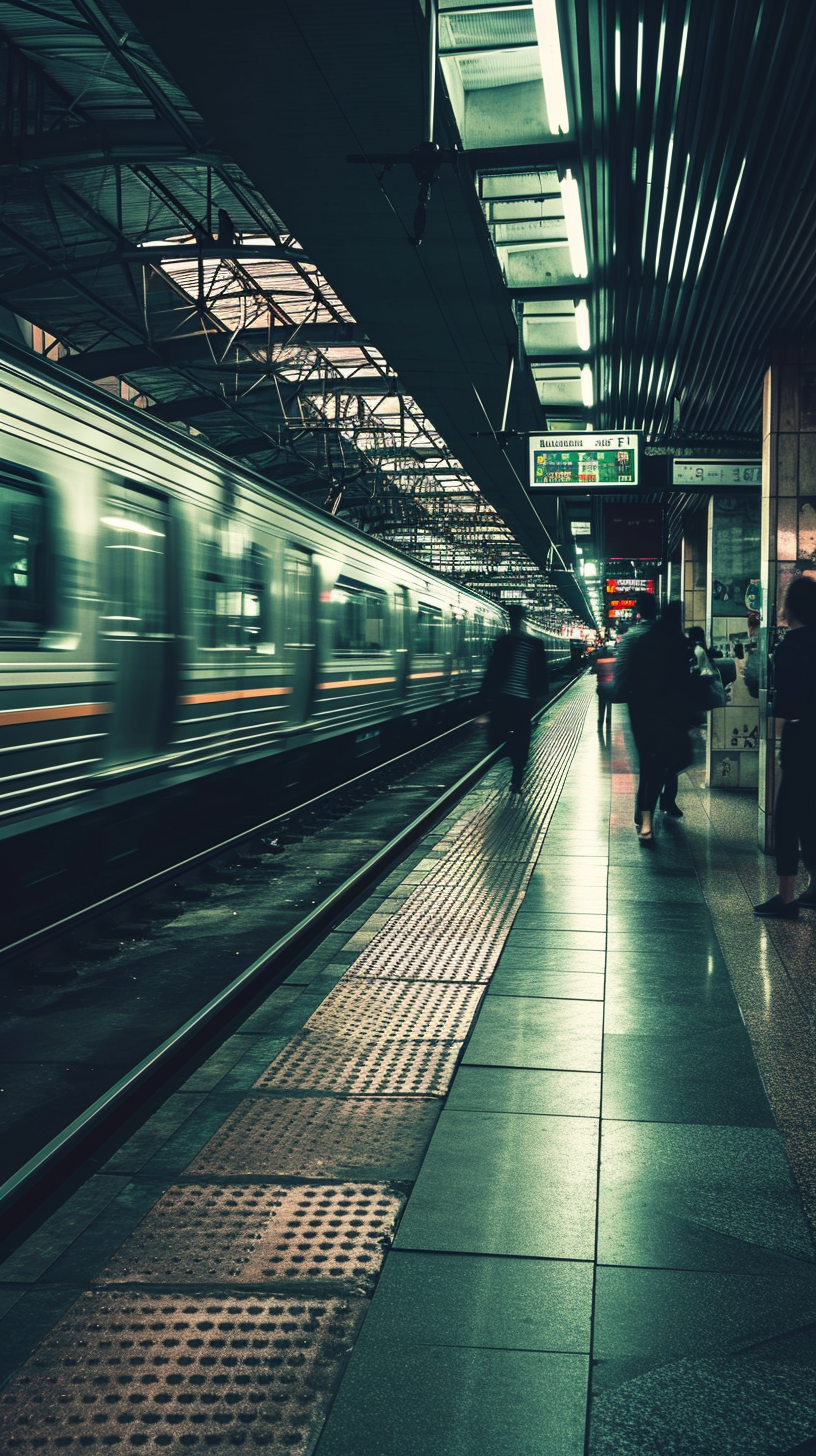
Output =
[
  {"x1": 0, "y1": 702, "x2": 113, "y2": 727},
  {"x1": 317, "y1": 676, "x2": 397, "y2": 690},
  {"x1": 177, "y1": 687, "x2": 293, "y2": 706}
]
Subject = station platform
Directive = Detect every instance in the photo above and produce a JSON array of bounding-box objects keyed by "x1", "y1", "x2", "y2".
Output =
[{"x1": 0, "y1": 675, "x2": 814, "y2": 1455}]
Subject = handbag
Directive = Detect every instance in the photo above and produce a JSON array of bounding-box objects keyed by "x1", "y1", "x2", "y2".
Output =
[{"x1": 689, "y1": 665, "x2": 726, "y2": 712}]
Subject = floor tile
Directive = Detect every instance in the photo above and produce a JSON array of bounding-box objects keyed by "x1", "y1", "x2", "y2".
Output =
[
  {"x1": 463, "y1": 996, "x2": 603, "y2": 1071},
  {"x1": 591, "y1": 1264, "x2": 816, "y2": 1395},
  {"x1": 511, "y1": 912, "x2": 607, "y2": 932},
  {"x1": 603, "y1": 986, "x2": 744, "y2": 1034},
  {"x1": 598, "y1": 1121, "x2": 815, "y2": 1272},
  {"x1": 489, "y1": 970, "x2": 604, "y2": 1000},
  {"x1": 446, "y1": 1066, "x2": 600, "y2": 1117},
  {"x1": 356, "y1": 1249, "x2": 593, "y2": 1352},
  {"x1": 316, "y1": 1344, "x2": 589, "y2": 1456},
  {"x1": 496, "y1": 949, "x2": 607, "y2": 976},
  {"x1": 504, "y1": 929, "x2": 607, "y2": 952},
  {"x1": 395, "y1": 1110, "x2": 598, "y2": 1258},
  {"x1": 601, "y1": 1031, "x2": 775, "y2": 1125}
]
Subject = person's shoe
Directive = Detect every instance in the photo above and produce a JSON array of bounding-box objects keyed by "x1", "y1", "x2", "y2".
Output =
[
  {"x1": 796, "y1": 883, "x2": 816, "y2": 907},
  {"x1": 754, "y1": 894, "x2": 799, "y2": 919},
  {"x1": 660, "y1": 800, "x2": 684, "y2": 818},
  {"x1": 510, "y1": 777, "x2": 523, "y2": 795}
]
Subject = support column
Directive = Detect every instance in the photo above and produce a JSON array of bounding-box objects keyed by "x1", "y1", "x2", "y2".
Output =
[
  {"x1": 705, "y1": 493, "x2": 761, "y2": 792},
  {"x1": 758, "y1": 344, "x2": 816, "y2": 851}
]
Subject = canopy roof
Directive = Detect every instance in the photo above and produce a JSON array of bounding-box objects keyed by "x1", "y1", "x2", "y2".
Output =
[{"x1": 3, "y1": 0, "x2": 812, "y2": 624}]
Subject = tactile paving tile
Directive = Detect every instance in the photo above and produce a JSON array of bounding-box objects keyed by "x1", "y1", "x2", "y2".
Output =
[
  {"x1": 303, "y1": 979, "x2": 484, "y2": 1038},
  {"x1": 0, "y1": 1290, "x2": 363, "y2": 1453},
  {"x1": 99, "y1": 1183, "x2": 403, "y2": 1291},
  {"x1": 186, "y1": 1096, "x2": 439, "y2": 1179},
  {"x1": 254, "y1": 1033, "x2": 463, "y2": 1096}
]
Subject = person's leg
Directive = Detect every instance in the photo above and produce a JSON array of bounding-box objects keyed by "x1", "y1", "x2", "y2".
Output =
[
  {"x1": 628, "y1": 708, "x2": 651, "y2": 830},
  {"x1": 794, "y1": 747, "x2": 816, "y2": 904},
  {"x1": 510, "y1": 704, "x2": 532, "y2": 791},
  {"x1": 638, "y1": 736, "x2": 664, "y2": 839},
  {"x1": 660, "y1": 769, "x2": 682, "y2": 816},
  {"x1": 756, "y1": 725, "x2": 801, "y2": 916}
]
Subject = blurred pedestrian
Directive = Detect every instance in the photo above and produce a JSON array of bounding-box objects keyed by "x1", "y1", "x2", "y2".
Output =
[
  {"x1": 591, "y1": 639, "x2": 616, "y2": 736},
  {"x1": 477, "y1": 605, "x2": 549, "y2": 794},
  {"x1": 754, "y1": 575, "x2": 816, "y2": 918},
  {"x1": 613, "y1": 593, "x2": 692, "y2": 845}
]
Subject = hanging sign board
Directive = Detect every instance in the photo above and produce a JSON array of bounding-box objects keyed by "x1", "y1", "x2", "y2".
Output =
[
  {"x1": 530, "y1": 433, "x2": 640, "y2": 487},
  {"x1": 672, "y1": 460, "x2": 761, "y2": 487},
  {"x1": 571, "y1": 520, "x2": 592, "y2": 535}
]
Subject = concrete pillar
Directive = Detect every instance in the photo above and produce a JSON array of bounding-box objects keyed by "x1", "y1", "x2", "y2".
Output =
[
  {"x1": 705, "y1": 493, "x2": 761, "y2": 792},
  {"x1": 681, "y1": 510, "x2": 707, "y2": 633},
  {"x1": 758, "y1": 344, "x2": 816, "y2": 851}
]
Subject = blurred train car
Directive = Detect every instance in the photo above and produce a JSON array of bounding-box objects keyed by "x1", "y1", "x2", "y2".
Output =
[{"x1": 0, "y1": 341, "x2": 573, "y2": 870}]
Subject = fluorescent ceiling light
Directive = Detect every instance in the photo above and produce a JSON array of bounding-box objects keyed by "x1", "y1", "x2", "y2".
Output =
[
  {"x1": 581, "y1": 365, "x2": 594, "y2": 407},
  {"x1": 560, "y1": 171, "x2": 588, "y2": 278},
  {"x1": 532, "y1": 0, "x2": 569, "y2": 135},
  {"x1": 574, "y1": 298, "x2": 590, "y2": 350}
]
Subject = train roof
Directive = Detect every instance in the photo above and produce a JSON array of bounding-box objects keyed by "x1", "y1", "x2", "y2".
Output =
[{"x1": 0, "y1": 337, "x2": 508, "y2": 620}]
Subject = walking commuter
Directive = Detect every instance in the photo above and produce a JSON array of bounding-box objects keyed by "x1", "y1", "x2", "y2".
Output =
[
  {"x1": 478, "y1": 605, "x2": 549, "y2": 794},
  {"x1": 754, "y1": 574, "x2": 816, "y2": 918},
  {"x1": 591, "y1": 640, "x2": 616, "y2": 736},
  {"x1": 613, "y1": 593, "x2": 692, "y2": 844}
]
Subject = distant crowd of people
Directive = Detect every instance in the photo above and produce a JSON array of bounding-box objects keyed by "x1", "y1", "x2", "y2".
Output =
[{"x1": 477, "y1": 578, "x2": 816, "y2": 917}]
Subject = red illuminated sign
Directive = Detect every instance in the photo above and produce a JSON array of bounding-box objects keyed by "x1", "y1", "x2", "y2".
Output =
[{"x1": 605, "y1": 578, "x2": 655, "y2": 594}]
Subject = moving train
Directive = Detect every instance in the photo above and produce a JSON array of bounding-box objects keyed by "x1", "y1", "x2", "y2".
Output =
[{"x1": 0, "y1": 340, "x2": 573, "y2": 852}]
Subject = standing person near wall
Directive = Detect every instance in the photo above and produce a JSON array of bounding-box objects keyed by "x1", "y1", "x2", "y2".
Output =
[
  {"x1": 613, "y1": 593, "x2": 693, "y2": 845},
  {"x1": 658, "y1": 601, "x2": 688, "y2": 817},
  {"x1": 477, "y1": 605, "x2": 549, "y2": 795},
  {"x1": 754, "y1": 575, "x2": 816, "y2": 919}
]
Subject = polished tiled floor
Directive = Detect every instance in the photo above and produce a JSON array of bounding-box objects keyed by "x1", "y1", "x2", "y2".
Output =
[
  {"x1": 2, "y1": 694, "x2": 815, "y2": 1455},
  {"x1": 317, "y1": 706, "x2": 816, "y2": 1456}
]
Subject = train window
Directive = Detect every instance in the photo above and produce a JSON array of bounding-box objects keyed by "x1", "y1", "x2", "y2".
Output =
[
  {"x1": 284, "y1": 547, "x2": 314, "y2": 646},
  {"x1": 101, "y1": 494, "x2": 167, "y2": 638},
  {"x1": 0, "y1": 478, "x2": 47, "y2": 640},
  {"x1": 332, "y1": 576, "x2": 387, "y2": 653},
  {"x1": 198, "y1": 528, "x2": 271, "y2": 651},
  {"x1": 242, "y1": 543, "x2": 272, "y2": 651},
  {"x1": 415, "y1": 602, "x2": 443, "y2": 654},
  {"x1": 453, "y1": 613, "x2": 468, "y2": 660}
]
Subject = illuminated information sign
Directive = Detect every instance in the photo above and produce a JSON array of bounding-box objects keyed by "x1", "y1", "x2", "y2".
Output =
[
  {"x1": 672, "y1": 459, "x2": 761, "y2": 487},
  {"x1": 530, "y1": 433, "x2": 640, "y2": 487},
  {"x1": 605, "y1": 577, "x2": 654, "y2": 622}
]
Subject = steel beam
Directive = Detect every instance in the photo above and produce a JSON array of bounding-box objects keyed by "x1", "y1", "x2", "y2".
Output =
[
  {"x1": 61, "y1": 323, "x2": 369, "y2": 379},
  {"x1": 0, "y1": 121, "x2": 222, "y2": 174},
  {"x1": 0, "y1": 243, "x2": 310, "y2": 296}
]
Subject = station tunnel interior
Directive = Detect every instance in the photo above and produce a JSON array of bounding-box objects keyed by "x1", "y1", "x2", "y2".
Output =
[{"x1": 0, "y1": 4, "x2": 815, "y2": 1455}]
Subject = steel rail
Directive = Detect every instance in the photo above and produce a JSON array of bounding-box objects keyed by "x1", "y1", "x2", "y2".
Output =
[
  {"x1": 0, "y1": 676, "x2": 580, "y2": 1241},
  {"x1": 0, "y1": 709, "x2": 501, "y2": 969}
]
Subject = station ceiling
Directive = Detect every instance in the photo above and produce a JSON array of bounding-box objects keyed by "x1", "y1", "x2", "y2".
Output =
[{"x1": 2, "y1": 0, "x2": 815, "y2": 625}]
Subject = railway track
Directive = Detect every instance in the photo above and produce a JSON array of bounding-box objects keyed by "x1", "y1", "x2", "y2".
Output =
[{"x1": 0, "y1": 677, "x2": 579, "y2": 1245}]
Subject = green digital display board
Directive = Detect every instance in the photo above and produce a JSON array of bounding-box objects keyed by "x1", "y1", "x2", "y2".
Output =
[{"x1": 529, "y1": 433, "x2": 640, "y2": 487}]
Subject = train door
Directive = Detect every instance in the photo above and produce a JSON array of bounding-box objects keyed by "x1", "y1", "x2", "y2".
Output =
[
  {"x1": 284, "y1": 545, "x2": 315, "y2": 723},
  {"x1": 394, "y1": 585, "x2": 409, "y2": 697},
  {"x1": 100, "y1": 486, "x2": 174, "y2": 765}
]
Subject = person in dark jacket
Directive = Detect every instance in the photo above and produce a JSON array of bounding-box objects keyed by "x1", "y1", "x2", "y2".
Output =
[
  {"x1": 478, "y1": 605, "x2": 549, "y2": 794},
  {"x1": 657, "y1": 601, "x2": 687, "y2": 817},
  {"x1": 754, "y1": 574, "x2": 816, "y2": 918},
  {"x1": 613, "y1": 593, "x2": 692, "y2": 844}
]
